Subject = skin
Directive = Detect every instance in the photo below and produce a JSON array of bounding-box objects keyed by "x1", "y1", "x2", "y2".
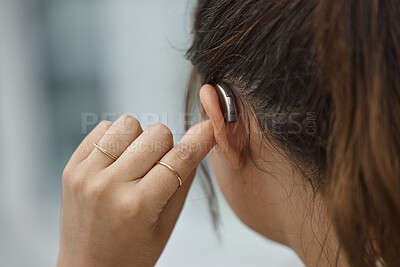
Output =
[
  {"x1": 200, "y1": 84, "x2": 347, "y2": 267},
  {"x1": 58, "y1": 84, "x2": 347, "y2": 266},
  {"x1": 58, "y1": 115, "x2": 215, "y2": 266}
]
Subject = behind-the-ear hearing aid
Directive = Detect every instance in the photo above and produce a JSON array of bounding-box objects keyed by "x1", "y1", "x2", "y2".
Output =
[{"x1": 210, "y1": 82, "x2": 238, "y2": 123}]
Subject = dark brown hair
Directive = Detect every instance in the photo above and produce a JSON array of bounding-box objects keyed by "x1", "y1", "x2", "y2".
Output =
[{"x1": 185, "y1": 0, "x2": 400, "y2": 266}]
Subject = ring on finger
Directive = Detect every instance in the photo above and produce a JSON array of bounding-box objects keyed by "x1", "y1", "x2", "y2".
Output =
[
  {"x1": 155, "y1": 161, "x2": 183, "y2": 187},
  {"x1": 94, "y1": 143, "x2": 119, "y2": 161}
]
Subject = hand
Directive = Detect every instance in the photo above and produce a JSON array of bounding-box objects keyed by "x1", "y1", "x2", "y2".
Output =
[{"x1": 57, "y1": 115, "x2": 215, "y2": 267}]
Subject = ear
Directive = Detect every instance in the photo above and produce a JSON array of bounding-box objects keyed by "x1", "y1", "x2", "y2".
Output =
[{"x1": 199, "y1": 84, "x2": 244, "y2": 169}]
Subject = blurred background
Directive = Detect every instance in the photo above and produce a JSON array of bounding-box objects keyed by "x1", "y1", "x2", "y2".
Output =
[{"x1": 0, "y1": 0, "x2": 304, "y2": 266}]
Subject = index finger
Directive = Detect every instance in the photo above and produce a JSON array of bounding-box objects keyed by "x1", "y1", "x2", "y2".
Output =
[{"x1": 138, "y1": 120, "x2": 215, "y2": 207}]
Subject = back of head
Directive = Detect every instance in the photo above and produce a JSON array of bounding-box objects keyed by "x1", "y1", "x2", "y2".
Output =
[
  {"x1": 187, "y1": 0, "x2": 400, "y2": 265},
  {"x1": 318, "y1": 0, "x2": 400, "y2": 265}
]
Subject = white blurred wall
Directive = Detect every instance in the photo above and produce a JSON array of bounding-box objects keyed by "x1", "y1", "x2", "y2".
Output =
[{"x1": 0, "y1": 0, "x2": 304, "y2": 266}]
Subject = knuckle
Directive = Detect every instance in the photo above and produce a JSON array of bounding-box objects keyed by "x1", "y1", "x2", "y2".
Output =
[
  {"x1": 117, "y1": 193, "x2": 144, "y2": 220},
  {"x1": 119, "y1": 114, "x2": 133, "y2": 121},
  {"x1": 175, "y1": 143, "x2": 194, "y2": 164},
  {"x1": 98, "y1": 120, "x2": 112, "y2": 129},
  {"x1": 84, "y1": 177, "x2": 111, "y2": 203},
  {"x1": 118, "y1": 114, "x2": 141, "y2": 134},
  {"x1": 101, "y1": 132, "x2": 123, "y2": 152},
  {"x1": 154, "y1": 123, "x2": 173, "y2": 146}
]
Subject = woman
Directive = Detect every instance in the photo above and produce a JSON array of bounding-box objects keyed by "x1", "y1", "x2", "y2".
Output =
[{"x1": 57, "y1": 0, "x2": 400, "y2": 266}]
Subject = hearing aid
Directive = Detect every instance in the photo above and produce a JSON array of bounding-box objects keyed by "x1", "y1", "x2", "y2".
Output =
[{"x1": 212, "y1": 82, "x2": 238, "y2": 123}]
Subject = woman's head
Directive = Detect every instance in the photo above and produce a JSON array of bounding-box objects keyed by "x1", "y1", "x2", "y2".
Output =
[
  {"x1": 187, "y1": 0, "x2": 332, "y2": 189},
  {"x1": 186, "y1": 0, "x2": 400, "y2": 266}
]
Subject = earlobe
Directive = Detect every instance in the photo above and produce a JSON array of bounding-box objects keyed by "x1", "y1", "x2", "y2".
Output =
[{"x1": 199, "y1": 84, "x2": 244, "y2": 169}]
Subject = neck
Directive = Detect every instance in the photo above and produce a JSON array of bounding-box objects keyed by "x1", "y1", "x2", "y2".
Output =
[{"x1": 283, "y1": 192, "x2": 347, "y2": 267}]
